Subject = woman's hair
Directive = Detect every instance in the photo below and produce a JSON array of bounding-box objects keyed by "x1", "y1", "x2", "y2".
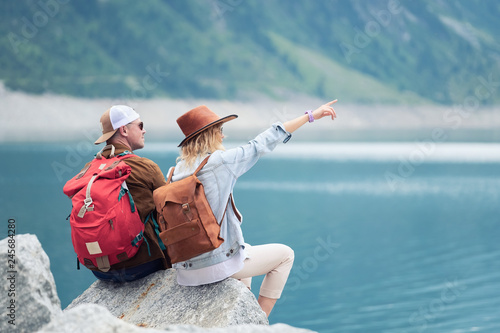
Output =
[{"x1": 177, "y1": 124, "x2": 224, "y2": 169}]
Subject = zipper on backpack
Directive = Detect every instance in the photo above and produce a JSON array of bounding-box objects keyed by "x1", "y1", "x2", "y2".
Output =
[{"x1": 109, "y1": 220, "x2": 114, "y2": 230}]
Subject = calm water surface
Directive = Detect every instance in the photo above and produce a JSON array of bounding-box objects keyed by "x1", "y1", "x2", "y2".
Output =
[{"x1": 1, "y1": 142, "x2": 499, "y2": 333}]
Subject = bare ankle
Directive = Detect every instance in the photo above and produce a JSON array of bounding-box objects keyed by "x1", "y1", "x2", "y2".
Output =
[{"x1": 258, "y1": 295, "x2": 277, "y2": 317}]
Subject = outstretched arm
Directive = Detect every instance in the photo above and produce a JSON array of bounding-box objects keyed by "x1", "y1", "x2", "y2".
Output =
[{"x1": 283, "y1": 100, "x2": 338, "y2": 133}]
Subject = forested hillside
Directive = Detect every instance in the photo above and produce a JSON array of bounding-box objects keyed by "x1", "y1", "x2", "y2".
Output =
[{"x1": 1, "y1": 0, "x2": 499, "y2": 104}]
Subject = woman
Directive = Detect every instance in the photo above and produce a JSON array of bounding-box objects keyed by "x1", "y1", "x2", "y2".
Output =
[{"x1": 169, "y1": 100, "x2": 337, "y2": 317}]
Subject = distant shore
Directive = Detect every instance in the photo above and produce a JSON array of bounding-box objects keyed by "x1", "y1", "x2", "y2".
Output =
[{"x1": 1, "y1": 86, "x2": 499, "y2": 144}]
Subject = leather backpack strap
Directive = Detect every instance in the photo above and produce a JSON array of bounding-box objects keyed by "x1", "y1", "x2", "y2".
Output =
[
  {"x1": 219, "y1": 194, "x2": 239, "y2": 224},
  {"x1": 229, "y1": 194, "x2": 241, "y2": 222},
  {"x1": 166, "y1": 155, "x2": 210, "y2": 184},
  {"x1": 219, "y1": 196, "x2": 231, "y2": 224},
  {"x1": 194, "y1": 155, "x2": 211, "y2": 175},
  {"x1": 166, "y1": 167, "x2": 175, "y2": 184}
]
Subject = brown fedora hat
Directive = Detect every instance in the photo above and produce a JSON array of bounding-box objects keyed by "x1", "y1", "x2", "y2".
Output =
[{"x1": 177, "y1": 105, "x2": 237, "y2": 147}]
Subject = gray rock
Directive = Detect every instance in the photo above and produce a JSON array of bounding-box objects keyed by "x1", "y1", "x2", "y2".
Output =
[
  {"x1": 38, "y1": 304, "x2": 166, "y2": 333},
  {"x1": 40, "y1": 303, "x2": 314, "y2": 333},
  {"x1": 66, "y1": 269, "x2": 269, "y2": 329},
  {"x1": 0, "y1": 233, "x2": 315, "y2": 333},
  {"x1": 0, "y1": 233, "x2": 62, "y2": 333}
]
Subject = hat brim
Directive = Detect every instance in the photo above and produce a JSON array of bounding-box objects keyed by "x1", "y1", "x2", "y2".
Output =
[
  {"x1": 94, "y1": 129, "x2": 118, "y2": 145},
  {"x1": 178, "y1": 114, "x2": 238, "y2": 147}
]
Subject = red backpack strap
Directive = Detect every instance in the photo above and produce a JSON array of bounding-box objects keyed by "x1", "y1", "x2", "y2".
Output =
[
  {"x1": 95, "y1": 144, "x2": 136, "y2": 160},
  {"x1": 78, "y1": 164, "x2": 105, "y2": 218},
  {"x1": 96, "y1": 144, "x2": 116, "y2": 159}
]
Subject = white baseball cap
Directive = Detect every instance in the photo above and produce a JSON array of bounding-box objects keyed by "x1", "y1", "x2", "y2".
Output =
[{"x1": 95, "y1": 105, "x2": 140, "y2": 144}]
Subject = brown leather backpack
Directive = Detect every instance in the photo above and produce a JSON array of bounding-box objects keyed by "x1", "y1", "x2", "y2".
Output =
[{"x1": 153, "y1": 156, "x2": 226, "y2": 264}]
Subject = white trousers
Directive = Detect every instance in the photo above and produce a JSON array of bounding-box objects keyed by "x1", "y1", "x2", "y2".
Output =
[{"x1": 231, "y1": 243, "x2": 294, "y2": 299}]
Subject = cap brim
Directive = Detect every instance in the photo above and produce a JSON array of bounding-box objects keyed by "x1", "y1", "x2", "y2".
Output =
[
  {"x1": 178, "y1": 114, "x2": 238, "y2": 147},
  {"x1": 94, "y1": 129, "x2": 118, "y2": 145}
]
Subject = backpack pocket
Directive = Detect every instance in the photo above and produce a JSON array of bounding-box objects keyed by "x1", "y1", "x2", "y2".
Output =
[{"x1": 160, "y1": 220, "x2": 201, "y2": 245}]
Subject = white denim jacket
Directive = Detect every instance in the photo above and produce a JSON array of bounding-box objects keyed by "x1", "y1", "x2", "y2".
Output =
[{"x1": 170, "y1": 122, "x2": 291, "y2": 272}]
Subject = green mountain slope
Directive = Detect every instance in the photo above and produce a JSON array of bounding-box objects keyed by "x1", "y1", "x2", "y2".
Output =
[
  {"x1": 267, "y1": 32, "x2": 427, "y2": 104},
  {"x1": 1, "y1": 0, "x2": 499, "y2": 104}
]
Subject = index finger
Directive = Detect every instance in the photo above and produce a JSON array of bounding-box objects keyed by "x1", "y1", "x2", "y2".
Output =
[{"x1": 325, "y1": 99, "x2": 338, "y2": 106}]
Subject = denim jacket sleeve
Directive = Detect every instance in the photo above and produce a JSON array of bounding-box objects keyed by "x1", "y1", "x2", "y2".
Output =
[
  {"x1": 173, "y1": 122, "x2": 291, "y2": 225},
  {"x1": 219, "y1": 122, "x2": 291, "y2": 178}
]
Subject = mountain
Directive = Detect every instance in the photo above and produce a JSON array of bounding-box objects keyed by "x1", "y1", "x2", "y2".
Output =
[{"x1": 1, "y1": 0, "x2": 499, "y2": 105}]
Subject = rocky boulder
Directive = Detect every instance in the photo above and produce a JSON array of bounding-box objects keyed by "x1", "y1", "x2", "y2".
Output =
[
  {"x1": 66, "y1": 268, "x2": 269, "y2": 328},
  {"x1": 40, "y1": 303, "x2": 311, "y2": 333},
  {"x1": 0, "y1": 233, "x2": 315, "y2": 332},
  {"x1": 0, "y1": 233, "x2": 62, "y2": 333}
]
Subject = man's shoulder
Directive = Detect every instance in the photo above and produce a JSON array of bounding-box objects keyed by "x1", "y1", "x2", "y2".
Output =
[
  {"x1": 124, "y1": 154, "x2": 161, "y2": 169},
  {"x1": 124, "y1": 154, "x2": 166, "y2": 187}
]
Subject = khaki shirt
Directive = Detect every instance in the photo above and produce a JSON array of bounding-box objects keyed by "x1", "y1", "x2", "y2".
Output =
[{"x1": 86, "y1": 144, "x2": 169, "y2": 270}]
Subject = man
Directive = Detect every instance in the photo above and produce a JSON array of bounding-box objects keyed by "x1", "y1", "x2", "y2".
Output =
[{"x1": 89, "y1": 105, "x2": 169, "y2": 281}]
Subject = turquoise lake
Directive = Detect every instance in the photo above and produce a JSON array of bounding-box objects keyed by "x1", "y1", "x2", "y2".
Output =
[{"x1": 1, "y1": 142, "x2": 499, "y2": 332}]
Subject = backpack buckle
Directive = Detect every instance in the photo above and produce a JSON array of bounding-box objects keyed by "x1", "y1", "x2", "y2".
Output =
[
  {"x1": 84, "y1": 197, "x2": 93, "y2": 208},
  {"x1": 182, "y1": 203, "x2": 194, "y2": 222},
  {"x1": 78, "y1": 198, "x2": 94, "y2": 218}
]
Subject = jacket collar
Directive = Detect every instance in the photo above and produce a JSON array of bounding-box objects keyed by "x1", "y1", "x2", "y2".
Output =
[{"x1": 100, "y1": 143, "x2": 133, "y2": 158}]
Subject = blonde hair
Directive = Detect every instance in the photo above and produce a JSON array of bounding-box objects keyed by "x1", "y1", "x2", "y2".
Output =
[{"x1": 177, "y1": 125, "x2": 224, "y2": 169}]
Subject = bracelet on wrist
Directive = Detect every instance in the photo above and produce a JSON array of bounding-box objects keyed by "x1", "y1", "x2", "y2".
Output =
[{"x1": 305, "y1": 110, "x2": 314, "y2": 123}]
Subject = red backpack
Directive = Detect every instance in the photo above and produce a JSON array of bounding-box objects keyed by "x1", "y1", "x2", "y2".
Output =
[{"x1": 63, "y1": 145, "x2": 145, "y2": 272}]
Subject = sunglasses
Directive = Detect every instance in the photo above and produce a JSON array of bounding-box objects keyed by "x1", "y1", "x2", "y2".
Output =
[{"x1": 127, "y1": 121, "x2": 144, "y2": 130}]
